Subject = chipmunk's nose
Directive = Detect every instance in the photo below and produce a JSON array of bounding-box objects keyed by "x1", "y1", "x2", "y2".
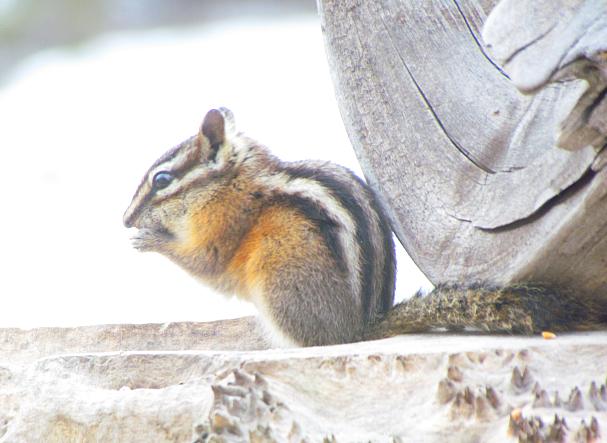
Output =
[
  {"x1": 123, "y1": 204, "x2": 139, "y2": 228},
  {"x1": 123, "y1": 210, "x2": 134, "y2": 228}
]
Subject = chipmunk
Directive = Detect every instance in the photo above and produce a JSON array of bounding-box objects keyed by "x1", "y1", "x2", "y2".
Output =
[{"x1": 124, "y1": 108, "x2": 607, "y2": 347}]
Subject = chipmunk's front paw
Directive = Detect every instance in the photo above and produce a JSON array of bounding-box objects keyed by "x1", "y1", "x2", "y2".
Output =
[{"x1": 130, "y1": 228, "x2": 163, "y2": 252}]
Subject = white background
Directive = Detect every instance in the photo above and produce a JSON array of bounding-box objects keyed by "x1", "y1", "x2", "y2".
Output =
[{"x1": 0, "y1": 17, "x2": 431, "y2": 328}]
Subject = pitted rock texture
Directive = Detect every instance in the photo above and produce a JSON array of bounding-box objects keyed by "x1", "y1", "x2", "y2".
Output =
[{"x1": 0, "y1": 322, "x2": 606, "y2": 442}]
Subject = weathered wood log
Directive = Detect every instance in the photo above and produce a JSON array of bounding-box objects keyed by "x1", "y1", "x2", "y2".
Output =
[
  {"x1": 319, "y1": 0, "x2": 607, "y2": 296},
  {"x1": 2, "y1": 324, "x2": 606, "y2": 441},
  {"x1": 483, "y1": 0, "x2": 607, "y2": 150},
  {"x1": 0, "y1": 318, "x2": 268, "y2": 364}
]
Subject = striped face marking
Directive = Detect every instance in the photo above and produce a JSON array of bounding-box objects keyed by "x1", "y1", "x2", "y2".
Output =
[{"x1": 123, "y1": 109, "x2": 229, "y2": 230}]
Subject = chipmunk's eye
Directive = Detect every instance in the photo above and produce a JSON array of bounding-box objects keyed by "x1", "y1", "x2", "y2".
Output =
[{"x1": 152, "y1": 171, "x2": 174, "y2": 190}]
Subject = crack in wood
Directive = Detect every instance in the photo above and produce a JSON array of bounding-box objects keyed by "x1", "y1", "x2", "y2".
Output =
[
  {"x1": 584, "y1": 86, "x2": 607, "y2": 122},
  {"x1": 452, "y1": 0, "x2": 510, "y2": 80},
  {"x1": 476, "y1": 166, "x2": 597, "y2": 232},
  {"x1": 446, "y1": 211, "x2": 472, "y2": 223},
  {"x1": 378, "y1": 11, "x2": 495, "y2": 174},
  {"x1": 501, "y1": 24, "x2": 557, "y2": 71},
  {"x1": 497, "y1": 165, "x2": 525, "y2": 173}
]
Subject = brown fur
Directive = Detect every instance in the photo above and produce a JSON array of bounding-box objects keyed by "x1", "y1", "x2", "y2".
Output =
[
  {"x1": 227, "y1": 204, "x2": 358, "y2": 345},
  {"x1": 365, "y1": 284, "x2": 607, "y2": 340},
  {"x1": 125, "y1": 109, "x2": 607, "y2": 347},
  {"x1": 227, "y1": 205, "x2": 318, "y2": 297}
]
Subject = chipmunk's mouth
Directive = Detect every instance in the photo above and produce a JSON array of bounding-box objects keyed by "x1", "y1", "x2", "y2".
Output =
[
  {"x1": 129, "y1": 223, "x2": 176, "y2": 251},
  {"x1": 138, "y1": 222, "x2": 175, "y2": 241},
  {"x1": 154, "y1": 225, "x2": 175, "y2": 240},
  {"x1": 130, "y1": 223, "x2": 175, "y2": 240}
]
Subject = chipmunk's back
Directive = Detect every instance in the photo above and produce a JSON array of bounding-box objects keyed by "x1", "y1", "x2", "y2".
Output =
[
  {"x1": 124, "y1": 108, "x2": 396, "y2": 346},
  {"x1": 244, "y1": 159, "x2": 396, "y2": 345}
]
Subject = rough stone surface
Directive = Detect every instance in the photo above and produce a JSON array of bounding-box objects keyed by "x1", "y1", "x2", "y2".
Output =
[{"x1": 1, "y1": 321, "x2": 606, "y2": 442}]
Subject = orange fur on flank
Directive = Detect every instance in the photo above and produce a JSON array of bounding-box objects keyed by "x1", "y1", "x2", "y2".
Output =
[{"x1": 228, "y1": 205, "x2": 318, "y2": 300}]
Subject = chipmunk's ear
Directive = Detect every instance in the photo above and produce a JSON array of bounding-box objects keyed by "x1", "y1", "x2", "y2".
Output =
[
  {"x1": 218, "y1": 107, "x2": 236, "y2": 136},
  {"x1": 200, "y1": 109, "x2": 225, "y2": 157}
]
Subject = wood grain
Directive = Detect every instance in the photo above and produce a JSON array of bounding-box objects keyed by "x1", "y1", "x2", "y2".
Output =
[
  {"x1": 319, "y1": 0, "x2": 607, "y2": 296},
  {"x1": 3, "y1": 324, "x2": 607, "y2": 441}
]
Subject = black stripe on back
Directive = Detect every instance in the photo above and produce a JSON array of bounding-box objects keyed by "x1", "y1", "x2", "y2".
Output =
[
  {"x1": 368, "y1": 188, "x2": 396, "y2": 313},
  {"x1": 284, "y1": 165, "x2": 376, "y2": 322},
  {"x1": 269, "y1": 193, "x2": 346, "y2": 274}
]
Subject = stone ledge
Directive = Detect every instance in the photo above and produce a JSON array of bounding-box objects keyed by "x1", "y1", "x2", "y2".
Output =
[{"x1": 0, "y1": 322, "x2": 606, "y2": 442}]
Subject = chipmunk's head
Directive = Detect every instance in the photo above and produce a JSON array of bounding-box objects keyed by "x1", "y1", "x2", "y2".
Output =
[{"x1": 123, "y1": 108, "x2": 248, "y2": 251}]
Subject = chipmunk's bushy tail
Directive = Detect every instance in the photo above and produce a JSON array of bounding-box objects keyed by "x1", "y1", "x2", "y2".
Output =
[{"x1": 364, "y1": 284, "x2": 607, "y2": 340}]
